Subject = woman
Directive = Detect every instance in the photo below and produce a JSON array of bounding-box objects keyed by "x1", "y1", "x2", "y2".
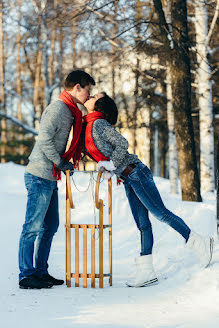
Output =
[{"x1": 83, "y1": 92, "x2": 214, "y2": 287}]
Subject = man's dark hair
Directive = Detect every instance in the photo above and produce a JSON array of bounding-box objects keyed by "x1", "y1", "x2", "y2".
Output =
[
  {"x1": 94, "y1": 93, "x2": 118, "y2": 125},
  {"x1": 64, "y1": 70, "x2": 95, "y2": 90}
]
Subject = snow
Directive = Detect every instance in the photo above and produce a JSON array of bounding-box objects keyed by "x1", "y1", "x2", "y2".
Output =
[{"x1": 0, "y1": 162, "x2": 219, "y2": 328}]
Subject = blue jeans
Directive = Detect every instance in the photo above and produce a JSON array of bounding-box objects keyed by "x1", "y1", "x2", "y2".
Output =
[
  {"x1": 124, "y1": 162, "x2": 191, "y2": 256},
  {"x1": 19, "y1": 172, "x2": 59, "y2": 280}
]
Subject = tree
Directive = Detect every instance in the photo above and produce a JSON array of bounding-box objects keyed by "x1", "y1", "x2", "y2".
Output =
[
  {"x1": 0, "y1": 0, "x2": 6, "y2": 163},
  {"x1": 16, "y1": 0, "x2": 25, "y2": 164},
  {"x1": 153, "y1": 0, "x2": 202, "y2": 201},
  {"x1": 194, "y1": 0, "x2": 218, "y2": 192}
]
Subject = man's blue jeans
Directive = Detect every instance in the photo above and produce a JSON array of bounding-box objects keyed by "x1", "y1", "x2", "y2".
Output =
[
  {"x1": 19, "y1": 172, "x2": 59, "y2": 280},
  {"x1": 124, "y1": 162, "x2": 191, "y2": 256}
]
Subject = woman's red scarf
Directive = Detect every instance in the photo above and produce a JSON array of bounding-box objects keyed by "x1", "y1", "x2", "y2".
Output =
[
  {"x1": 84, "y1": 112, "x2": 121, "y2": 185},
  {"x1": 84, "y1": 112, "x2": 109, "y2": 162},
  {"x1": 53, "y1": 90, "x2": 83, "y2": 180}
]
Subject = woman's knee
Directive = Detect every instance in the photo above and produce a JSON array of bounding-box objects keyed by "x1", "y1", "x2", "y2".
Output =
[{"x1": 139, "y1": 220, "x2": 152, "y2": 232}]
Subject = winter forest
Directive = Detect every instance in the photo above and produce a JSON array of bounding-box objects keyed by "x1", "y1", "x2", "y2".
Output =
[
  {"x1": 0, "y1": 0, "x2": 218, "y2": 200},
  {"x1": 1, "y1": 1, "x2": 219, "y2": 327}
]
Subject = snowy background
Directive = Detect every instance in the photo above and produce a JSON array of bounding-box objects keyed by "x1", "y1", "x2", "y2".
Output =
[{"x1": 0, "y1": 162, "x2": 219, "y2": 328}]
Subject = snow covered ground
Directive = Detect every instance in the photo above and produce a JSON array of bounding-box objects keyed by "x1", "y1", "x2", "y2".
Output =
[{"x1": 0, "y1": 162, "x2": 219, "y2": 328}]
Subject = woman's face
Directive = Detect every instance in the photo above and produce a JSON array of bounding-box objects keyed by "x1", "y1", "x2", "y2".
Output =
[{"x1": 84, "y1": 93, "x2": 104, "y2": 113}]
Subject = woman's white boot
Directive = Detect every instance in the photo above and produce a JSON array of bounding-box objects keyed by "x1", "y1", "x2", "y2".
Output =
[
  {"x1": 186, "y1": 231, "x2": 214, "y2": 268},
  {"x1": 126, "y1": 255, "x2": 158, "y2": 287}
]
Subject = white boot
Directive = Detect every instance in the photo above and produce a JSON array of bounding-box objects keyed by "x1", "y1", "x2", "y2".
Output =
[
  {"x1": 186, "y1": 231, "x2": 214, "y2": 268},
  {"x1": 126, "y1": 255, "x2": 158, "y2": 288}
]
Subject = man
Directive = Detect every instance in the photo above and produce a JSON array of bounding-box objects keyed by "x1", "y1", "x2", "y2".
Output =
[{"x1": 18, "y1": 70, "x2": 95, "y2": 289}]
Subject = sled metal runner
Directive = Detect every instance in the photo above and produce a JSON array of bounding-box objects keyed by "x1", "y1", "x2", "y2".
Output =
[{"x1": 65, "y1": 170, "x2": 112, "y2": 288}]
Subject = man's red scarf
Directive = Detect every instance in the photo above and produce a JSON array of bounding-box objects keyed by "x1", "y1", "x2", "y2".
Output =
[
  {"x1": 84, "y1": 112, "x2": 109, "y2": 162},
  {"x1": 53, "y1": 90, "x2": 83, "y2": 180},
  {"x1": 83, "y1": 112, "x2": 121, "y2": 185}
]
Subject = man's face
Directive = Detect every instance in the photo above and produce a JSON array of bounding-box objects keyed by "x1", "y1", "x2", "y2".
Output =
[
  {"x1": 84, "y1": 93, "x2": 104, "y2": 113},
  {"x1": 75, "y1": 83, "x2": 92, "y2": 104}
]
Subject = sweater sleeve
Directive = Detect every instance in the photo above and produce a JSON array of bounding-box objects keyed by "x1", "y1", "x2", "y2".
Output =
[
  {"x1": 37, "y1": 107, "x2": 63, "y2": 166},
  {"x1": 102, "y1": 122, "x2": 129, "y2": 168}
]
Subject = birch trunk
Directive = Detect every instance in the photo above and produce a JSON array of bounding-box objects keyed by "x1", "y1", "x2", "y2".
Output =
[
  {"x1": 0, "y1": 1, "x2": 6, "y2": 163},
  {"x1": 166, "y1": 66, "x2": 178, "y2": 193},
  {"x1": 164, "y1": 0, "x2": 178, "y2": 193},
  {"x1": 154, "y1": 125, "x2": 159, "y2": 176},
  {"x1": 141, "y1": 107, "x2": 151, "y2": 167},
  {"x1": 195, "y1": 0, "x2": 215, "y2": 192}
]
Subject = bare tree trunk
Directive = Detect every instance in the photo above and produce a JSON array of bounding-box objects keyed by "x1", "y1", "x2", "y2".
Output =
[
  {"x1": 153, "y1": 0, "x2": 201, "y2": 201},
  {"x1": 159, "y1": 123, "x2": 168, "y2": 178},
  {"x1": 170, "y1": 0, "x2": 202, "y2": 201},
  {"x1": 111, "y1": 0, "x2": 118, "y2": 99},
  {"x1": 132, "y1": 0, "x2": 142, "y2": 154},
  {"x1": 0, "y1": 1, "x2": 6, "y2": 163},
  {"x1": 72, "y1": 13, "x2": 77, "y2": 68},
  {"x1": 217, "y1": 137, "x2": 219, "y2": 233},
  {"x1": 49, "y1": 30, "x2": 56, "y2": 87},
  {"x1": 31, "y1": 1, "x2": 62, "y2": 108},
  {"x1": 195, "y1": 0, "x2": 215, "y2": 192},
  {"x1": 33, "y1": 36, "x2": 42, "y2": 131},
  {"x1": 41, "y1": 12, "x2": 50, "y2": 107},
  {"x1": 16, "y1": 0, "x2": 24, "y2": 164},
  {"x1": 89, "y1": 50, "x2": 94, "y2": 77},
  {"x1": 132, "y1": 57, "x2": 139, "y2": 154}
]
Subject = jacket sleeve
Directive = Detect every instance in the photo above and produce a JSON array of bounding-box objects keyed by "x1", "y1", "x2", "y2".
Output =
[
  {"x1": 37, "y1": 108, "x2": 63, "y2": 166},
  {"x1": 102, "y1": 122, "x2": 129, "y2": 168}
]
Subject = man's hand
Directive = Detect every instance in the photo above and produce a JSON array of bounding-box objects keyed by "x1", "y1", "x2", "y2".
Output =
[{"x1": 56, "y1": 159, "x2": 74, "y2": 176}]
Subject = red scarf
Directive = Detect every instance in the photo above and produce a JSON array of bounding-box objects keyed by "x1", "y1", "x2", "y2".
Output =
[
  {"x1": 53, "y1": 90, "x2": 83, "y2": 180},
  {"x1": 84, "y1": 112, "x2": 109, "y2": 162},
  {"x1": 84, "y1": 112, "x2": 121, "y2": 185}
]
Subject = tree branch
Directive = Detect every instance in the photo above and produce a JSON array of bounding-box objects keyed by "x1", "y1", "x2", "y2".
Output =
[
  {"x1": 152, "y1": 0, "x2": 172, "y2": 51},
  {"x1": 206, "y1": 0, "x2": 219, "y2": 45},
  {"x1": 0, "y1": 110, "x2": 38, "y2": 135}
]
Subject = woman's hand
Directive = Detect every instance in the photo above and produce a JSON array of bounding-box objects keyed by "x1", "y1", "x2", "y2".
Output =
[{"x1": 97, "y1": 160, "x2": 116, "y2": 171}]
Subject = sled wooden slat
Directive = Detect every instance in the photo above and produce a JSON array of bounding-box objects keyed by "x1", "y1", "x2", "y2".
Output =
[
  {"x1": 91, "y1": 226, "x2": 95, "y2": 288},
  {"x1": 83, "y1": 225, "x2": 87, "y2": 288},
  {"x1": 66, "y1": 170, "x2": 74, "y2": 209},
  {"x1": 65, "y1": 169, "x2": 112, "y2": 288},
  {"x1": 71, "y1": 273, "x2": 112, "y2": 278},
  {"x1": 108, "y1": 179, "x2": 112, "y2": 286},
  {"x1": 68, "y1": 224, "x2": 112, "y2": 229},
  {"x1": 99, "y1": 199, "x2": 104, "y2": 288},
  {"x1": 75, "y1": 225, "x2": 79, "y2": 287},
  {"x1": 66, "y1": 170, "x2": 71, "y2": 287}
]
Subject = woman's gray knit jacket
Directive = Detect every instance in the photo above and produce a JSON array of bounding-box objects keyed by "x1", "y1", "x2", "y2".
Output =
[{"x1": 92, "y1": 119, "x2": 140, "y2": 177}]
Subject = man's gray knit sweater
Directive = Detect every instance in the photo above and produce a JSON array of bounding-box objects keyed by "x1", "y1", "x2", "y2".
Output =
[
  {"x1": 92, "y1": 119, "x2": 140, "y2": 177},
  {"x1": 26, "y1": 100, "x2": 74, "y2": 181}
]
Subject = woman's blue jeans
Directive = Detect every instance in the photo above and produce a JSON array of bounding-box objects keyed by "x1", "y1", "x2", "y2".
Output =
[
  {"x1": 19, "y1": 172, "x2": 59, "y2": 280},
  {"x1": 124, "y1": 162, "x2": 191, "y2": 256}
]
